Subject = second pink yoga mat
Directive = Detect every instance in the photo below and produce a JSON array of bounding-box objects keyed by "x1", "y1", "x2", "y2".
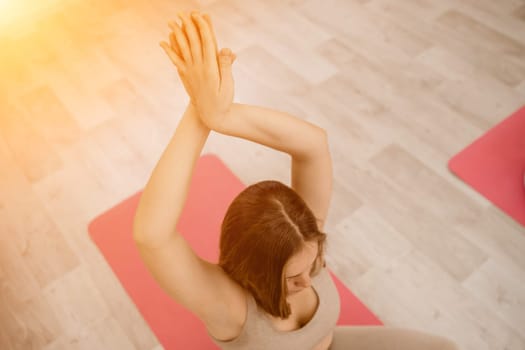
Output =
[
  {"x1": 89, "y1": 154, "x2": 382, "y2": 349},
  {"x1": 449, "y1": 105, "x2": 525, "y2": 228}
]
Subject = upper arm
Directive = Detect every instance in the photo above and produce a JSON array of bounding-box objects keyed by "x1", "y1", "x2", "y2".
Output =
[
  {"x1": 134, "y1": 233, "x2": 239, "y2": 328},
  {"x1": 291, "y1": 130, "x2": 332, "y2": 231}
]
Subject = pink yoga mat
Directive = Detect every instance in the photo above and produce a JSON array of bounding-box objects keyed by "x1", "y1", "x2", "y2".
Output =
[
  {"x1": 89, "y1": 154, "x2": 382, "y2": 349},
  {"x1": 448, "y1": 105, "x2": 525, "y2": 228}
]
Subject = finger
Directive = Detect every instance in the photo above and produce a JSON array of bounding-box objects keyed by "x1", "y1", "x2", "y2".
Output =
[
  {"x1": 202, "y1": 13, "x2": 219, "y2": 56},
  {"x1": 169, "y1": 32, "x2": 182, "y2": 60},
  {"x1": 192, "y1": 13, "x2": 218, "y2": 71},
  {"x1": 160, "y1": 41, "x2": 186, "y2": 73},
  {"x1": 202, "y1": 13, "x2": 220, "y2": 72},
  {"x1": 169, "y1": 20, "x2": 192, "y2": 64},
  {"x1": 202, "y1": 13, "x2": 219, "y2": 65},
  {"x1": 179, "y1": 11, "x2": 202, "y2": 64}
]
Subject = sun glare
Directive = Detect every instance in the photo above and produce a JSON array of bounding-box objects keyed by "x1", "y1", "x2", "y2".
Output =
[
  {"x1": 0, "y1": 0, "x2": 14, "y2": 13},
  {"x1": 0, "y1": 0, "x2": 24, "y2": 32},
  {"x1": 0, "y1": 0, "x2": 60, "y2": 35}
]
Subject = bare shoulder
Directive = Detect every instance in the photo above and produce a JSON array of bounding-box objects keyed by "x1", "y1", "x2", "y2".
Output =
[{"x1": 134, "y1": 233, "x2": 247, "y2": 342}]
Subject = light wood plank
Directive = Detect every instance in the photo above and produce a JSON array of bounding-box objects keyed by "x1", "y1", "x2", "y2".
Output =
[
  {"x1": 514, "y1": 3, "x2": 525, "y2": 20},
  {"x1": 366, "y1": 0, "x2": 525, "y2": 86},
  {"x1": 328, "y1": 205, "x2": 413, "y2": 282},
  {"x1": 316, "y1": 38, "x2": 484, "y2": 158},
  {"x1": 32, "y1": 158, "x2": 158, "y2": 350},
  {"x1": 515, "y1": 79, "x2": 525, "y2": 96},
  {"x1": 463, "y1": 258, "x2": 525, "y2": 337},
  {"x1": 337, "y1": 145, "x2": 489, "y2": 282},
  {"x1": 435, "y1": 10, "x2": 525, "y2": 66},
  {"x1": 416, "y1": 46, "x2": 524, "y2": 130},
  {"x1": 17, "y1": 86, "x2": 82, "y2": 148},
  {"x1": 0, "y1": 148, "x2": 78, "y2": 294},
  {"x1": 0, "y1": 101, "x2": 62, "y2": 183},
  {"x1": 449, "y1": 0, "x2": 525, "y2": 45},
  {"x1": 352, "y1": 249, "x2": 525, "y2": 350},
  {"x1": 42, "y1": 266, "x2": 111, "y2": 339},
  {"x1": 0, "y1": 282, "x2": 62, "y2": 350},
  {"x1": 42, "y1": 316, "x2": 138, "y2": 350}
]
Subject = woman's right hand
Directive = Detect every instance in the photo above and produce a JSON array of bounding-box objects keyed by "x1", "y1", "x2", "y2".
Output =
[{"x1": 160, "y1": 11, "x2": 237, "y2": 131}]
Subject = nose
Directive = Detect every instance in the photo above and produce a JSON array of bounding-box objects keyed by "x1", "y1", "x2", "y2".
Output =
[{"x1": 294, "y1": 274, "x2": 312, "y2": 288}]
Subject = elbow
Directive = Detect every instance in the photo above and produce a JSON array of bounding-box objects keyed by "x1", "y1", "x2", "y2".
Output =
[
  {"x1": 132, "y1": 214, "x2": 151, "y2": 245},
  {"x1": 314, "y1": 127, "x2": 329, "y2": 157},
  {"x1": 318, "y1": 128, "x2": 328, "y2": 145},
  {"x1": 132, "y1": 226, "x2": 160, "y2": 248},
  {"x1": 295, "y1": 127, "x2": 329, "y2": 161},
  {"x1": 132, "y1": 222, "x2": 147, "y2": 245}
]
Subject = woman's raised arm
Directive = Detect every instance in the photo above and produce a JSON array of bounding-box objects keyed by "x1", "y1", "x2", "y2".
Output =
[
  {"x1": 132, "y1": 103, "x2": 210, "y2": 244},
  {"x1": 217, "y1": 103, "x2": 333, "y2": 230},
  {"x1": 132, "y1": 12, "x2": 244, "y2": 335},
  {"x1": 134, "y1": 10, "x2": 236, "y2": 242}
]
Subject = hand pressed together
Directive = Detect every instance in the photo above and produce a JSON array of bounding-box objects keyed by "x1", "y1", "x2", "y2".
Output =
[{"x1": 160, "y1": 11, "x2": 236, "y2": 131}]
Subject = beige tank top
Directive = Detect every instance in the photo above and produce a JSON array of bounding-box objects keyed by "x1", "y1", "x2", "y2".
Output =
[{"x1": 207, "y1": 267, "x2": 341, "y2": 350}]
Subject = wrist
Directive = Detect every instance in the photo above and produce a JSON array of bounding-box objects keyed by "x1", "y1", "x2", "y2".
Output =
[
  {"x1": 194, "y1": 106, "x2": 233, "y2": 133},
  {"x1": 212, "y1": 105, "x2": 237, "y2": 134},
  {"x1": 185, "y1": 103, "x2": 212, "y2": 133}
]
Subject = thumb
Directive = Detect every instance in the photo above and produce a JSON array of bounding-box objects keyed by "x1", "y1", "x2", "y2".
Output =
[
  {"x1": 218, "y1": 48, "x2": 234, "y2": 100},
  {"x1": 219, "y1": 48, "x2": 234, "y2": 73}
]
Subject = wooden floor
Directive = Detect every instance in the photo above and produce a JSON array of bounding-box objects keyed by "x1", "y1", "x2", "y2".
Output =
[{"x1": 1, "y1": 0, "x2": 524, "y2": 349}]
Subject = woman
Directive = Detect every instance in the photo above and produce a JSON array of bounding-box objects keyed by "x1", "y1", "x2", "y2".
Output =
[{"x1": 133, "y1": 10, "x2": 459, "y2": 350}]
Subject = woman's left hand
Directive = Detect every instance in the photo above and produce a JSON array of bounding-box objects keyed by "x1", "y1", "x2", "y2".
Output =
[{"x1": 160, "y1": 11, "x2": 236, "y2": 131}]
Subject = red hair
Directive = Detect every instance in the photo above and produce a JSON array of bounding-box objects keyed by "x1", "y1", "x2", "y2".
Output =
[{"x1": 218, "y1": 180, "x2": 327, "y2": 319}]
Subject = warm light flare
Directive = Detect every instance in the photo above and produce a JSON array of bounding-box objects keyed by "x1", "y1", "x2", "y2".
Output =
[
  {"x1": 0, "y1": 0, "x2": 12, "y2": 9},
  {"x1": 0, "y1": 0, "x2": 61, "y2": 36},
  {"x1": 0, "y1": 0, "x2": 23, "y2": 27}
]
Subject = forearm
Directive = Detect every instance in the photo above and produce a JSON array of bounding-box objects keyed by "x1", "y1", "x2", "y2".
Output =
[
  {"x1": 216, "y1": 103, "x2": 326, "y2": 160},
  {"x1": 133, "y1": 104, "x2": 211, "y2": 244}
]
